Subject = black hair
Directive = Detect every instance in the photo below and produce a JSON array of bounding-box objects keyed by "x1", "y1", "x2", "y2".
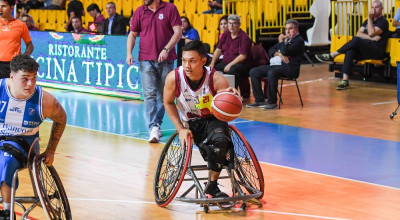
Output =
[
  {"x1": 10, "y1": 54, "x2": 39, "y2": 73},
  {"x1": 87, "y1": 3, "x2": 101, "y2": 13},
  {"x1": 1, "y1": 0, "x2": 15, "y2": 7},
  {"x1": 182, "y1": 40, "x2": 207, "y2": 58},
  {"x1": 181, "y1": 16, "x2": 192, "y2": 30},
  {"x1": 219, "y1": 15, "x2": 228, "y2": 30}
]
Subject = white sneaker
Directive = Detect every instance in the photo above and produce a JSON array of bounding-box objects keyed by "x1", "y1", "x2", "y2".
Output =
[{"x1": 149, "y1": 126, "x2": 161, "y2": 143}]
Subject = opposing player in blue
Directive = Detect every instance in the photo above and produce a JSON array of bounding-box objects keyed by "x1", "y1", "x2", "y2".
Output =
[
  {"x1": 164, "y1": 40, "x2": 239, "y2": 198},
  {"x1": 0, "y1": 55, "x2": 67, "y2": 217}
]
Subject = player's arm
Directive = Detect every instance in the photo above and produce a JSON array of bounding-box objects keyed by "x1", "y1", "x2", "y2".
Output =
[
  {"x1": 126, "y1": 31, "x2": 139, "y2": 65},
  {"x1": 164, "y1": 71, "x2": 192, "y2": 146},
  {"x1": 213, "y1": 71, "x2": 241, "y2": 97},
  {"x1": 24, "y1": 41, "x2": 34, "y2": 56},
  {"x1": 41, "y1": 91, "x2": 67, "y2": 166}
]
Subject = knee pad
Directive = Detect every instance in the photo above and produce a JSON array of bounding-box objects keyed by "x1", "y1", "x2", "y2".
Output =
[{"x1": 202, "y1": 128, "x2": 230, "y2": 171}]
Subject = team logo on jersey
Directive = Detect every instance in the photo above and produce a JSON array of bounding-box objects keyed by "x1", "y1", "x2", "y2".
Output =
[
  {"x1": 9, "y1": 107, "x2": 22, "y2": 113},
  {"x1": 158, "y1": 14, "x2": 164, "y2": 20},
  {"x1": 28, "y1": 108, "x2": 36, "y2": 115}
]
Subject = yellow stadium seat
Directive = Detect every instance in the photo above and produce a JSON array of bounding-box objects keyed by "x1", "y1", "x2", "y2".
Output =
[
  {"x1": 204, "y1": 14, "x2": 221, "y2": 31},
  {"x1": 184, "y1": 0, "x2": 197, "y2": 14},
  {"x1": 122, "y1": 0, "x2": 133, "y2": 17},
  {"x1": 29, "y1": 9, "x2": 39, "y2": 24},
  {"x1": 56, "y1": 10, "x2": 67, "y2": 24},
  {"x1": 192, "y1": 14, "x2": 206, "y2": 31},
  {"x1": 389, "y1": 38, "x2": 400, "y2": 67},
  {"x1": 47, "y1": 10, "x2": 57, "y2": 24},
  {"x1": 197, "y1": 0, "x2": 209, "y2": 13},
  {"x1": 202, "y1": 29, "x2": 218, "y2": 53},
  {"x1": 114, "y1": 0, "x2": 123, "y2": 14},
  {"x1": 174, "y1": 0, "x2": 185, "y2": 14},
  {"x1": 56, "y1": 22, "x2": 66, "y2": 32},
  {"x1": 43, "y1": 22, "x2": 56, "y2": 31},
  {"x1": 132, "y1": 0, "x2": 143, "y2": 12},
  {"x1": 331, "y1": 35, "x2": 352, "y2": 63},
  {"x1": 36, "y1": 10, "x2": 48, "y2": 24}
]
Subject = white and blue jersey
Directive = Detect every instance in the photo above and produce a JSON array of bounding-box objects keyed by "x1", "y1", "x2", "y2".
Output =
[
  {"x1": 0, "y1": 79, "x2": 44, "y2": 137},
  {"x1": 0, "y1": 78, "x2": 43, "y2": 188}
]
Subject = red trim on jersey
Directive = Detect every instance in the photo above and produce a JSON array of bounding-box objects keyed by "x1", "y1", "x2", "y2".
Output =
[
  {"x1": 209, "y1": 68, "x2": 217, "y2": 96},
  {"x1": 174, "y1": 67, "x2": 181, "y2": 97}
]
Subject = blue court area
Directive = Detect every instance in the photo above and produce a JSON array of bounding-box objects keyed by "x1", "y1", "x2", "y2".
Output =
[{"x1": 53, "y1": 90, "x2": 400, "y2": 189}]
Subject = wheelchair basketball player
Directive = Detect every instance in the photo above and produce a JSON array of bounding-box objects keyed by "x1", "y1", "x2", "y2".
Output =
[
  {"x1": 164, "y1": 40, "x2": 240, "y2": 198},
  {"x1": 0, "y1": 55, "x2": 67, "y2": 218}
]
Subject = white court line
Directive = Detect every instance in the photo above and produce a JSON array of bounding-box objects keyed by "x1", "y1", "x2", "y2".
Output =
[
  {"x1": 246, "y1": 209, "x2": 351, "y2": 220},
  {"x1": 261, "y1": 162, "x2": 400, "y2": 191},
  {"x1": 69, "y1": 198, "x2": 349, "y2": 219},
  {"x1": 371, "y1": 101, "x2": 398, "y2": 105}
]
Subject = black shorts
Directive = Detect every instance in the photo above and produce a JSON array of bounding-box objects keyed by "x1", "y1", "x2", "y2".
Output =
[
  {"x1": 0, "y1": 61, "x2": 11, "y2": 79},
  {"x1": 188, "y1": 117, "x2": 231, "y2": 171}
]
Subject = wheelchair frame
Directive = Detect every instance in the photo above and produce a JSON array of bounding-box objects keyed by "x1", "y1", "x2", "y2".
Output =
[
  {"x1": 0, "y1": 138, "x2": 71, "y2": 220},
  {"x1": 154, "y1": 124, "x2": 264, "y2": 213}
]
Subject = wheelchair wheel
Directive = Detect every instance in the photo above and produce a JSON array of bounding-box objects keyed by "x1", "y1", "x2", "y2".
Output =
[
  {"x1": 229, "y1": 125, "x2": 265, "y2": 199},
  {"x1": 32, "y1": 155, "x2": 72, "y2": 220},
  {"x1": 154, "y1": 132, "x2": 191, "y2": 207}
]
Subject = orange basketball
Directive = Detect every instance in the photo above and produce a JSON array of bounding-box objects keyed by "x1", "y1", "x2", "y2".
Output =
[{"x1": 211, "y1": 92, "x2": 242, "y2": 122}]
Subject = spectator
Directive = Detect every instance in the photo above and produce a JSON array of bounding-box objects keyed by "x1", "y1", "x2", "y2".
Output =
[
  {"x1": 218, "y1": 15, "x2": 228, "y2": 40},
  {"x1": 87, "y1": 3, "x2": 105, "y2": 23},
  {"x1": 391, "y1": 6, "x2": 400, "y2": 38},
  {"x1": 0, "y1": 0, "x2": 34, "y2": 79},
  {"x1": 65, "y1": 0, "x2": 84, "y2": 32},
  {"x1": 246, "y1": 19, "x2": 305, "y2": 110},
  {"x1": 21, "y1": 14, "x2": 39, "y2": 30},
  {"x1": 25, "y1": 0, "x2": 45, "y2": 9},
  {"x1": 71, "y1": 17, "x2": 88, "y2": 33},
  {"x1": 315, "y1": 0, "x2": 388, "y2": 90},
  {"x1": 202, "y1": 0, "x2": 222, "y2": 14},
  {"x1": 126, "y1": 0, "x2": 182, "y2": 143},
  {"x1": 0, "y1": 55, "x2": 67, "y2": 217},
  {"x1": 16, "y1": 3, "x2": 30, "y2": 19},
  {"x1": 104, "y1": 1, "x2": 126, "y2": 35},
  {"x1": 177, "y1": 16, "x2": 200, "y2": 66},
  {"x1": 209, "y1": 14, "x2": 252, "y2": 100}
]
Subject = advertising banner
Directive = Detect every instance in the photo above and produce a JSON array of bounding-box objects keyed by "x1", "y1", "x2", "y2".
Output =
[{"x1": 27, "y1": 31, "x2": 142, "y2": 100}]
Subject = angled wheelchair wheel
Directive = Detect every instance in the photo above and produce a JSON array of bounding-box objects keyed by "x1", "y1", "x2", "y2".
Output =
[
  {"x1": 229, "y1": 125, "x2": 265, "y2": 199},
  {"x1": 154, "y1": 132, "x2": 191, "y2": 207},
  {"x1": 32, "y1": 155, "x2": 72, "y2": 220}
]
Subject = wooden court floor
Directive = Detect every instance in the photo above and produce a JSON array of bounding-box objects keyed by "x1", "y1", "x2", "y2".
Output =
[{"x1": 9, "y1": 63, "x2": 400, "y2": 219}]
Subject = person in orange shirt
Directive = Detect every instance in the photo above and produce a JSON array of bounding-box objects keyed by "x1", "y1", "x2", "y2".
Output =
[{"x1": 0, "y1": 0, "x2": 34, "y2": 79}]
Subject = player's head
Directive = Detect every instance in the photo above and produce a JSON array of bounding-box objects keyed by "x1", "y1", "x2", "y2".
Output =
[
  {"x1": 0, "y1": 0, "x2": 15, "y2": 18},
  {"x1": 9, "y1": 55, "x2": 39, "y2": 98},
  {"x1": 181, "y1": 40, "x2": 208, "y2": 76}
]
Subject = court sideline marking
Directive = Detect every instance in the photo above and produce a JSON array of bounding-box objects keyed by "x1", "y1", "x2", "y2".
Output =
[{"x1": 68, "y1": 198, "x2": 349, "y2": 220}]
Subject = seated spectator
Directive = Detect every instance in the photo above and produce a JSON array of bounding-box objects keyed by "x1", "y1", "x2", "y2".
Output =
[
  {"x1": 65, "y1": 0, "x2": 85, "y2": 32},
  {"x1": 391, "y1": 6, "x2": 400, "y2": 38},
  {"x1": 71, "y1": 17, "x2": 89, "y2": 33},
  {"x1": 246, "y1": 19, "x2": 304, "y2": 110},
  {"x1": 315, "y1": 0, "x2": 388, "y2": 90},
  {"x1": 177, "y1": 16, "x2": 200, "y2": 66},
  {"x1": 16, "y1": 3, "x2": 30, "y2": 19},
  {"x1": 202, "y1": 0, "x2": 222, "y2": 14},
  {"x1": 104, "y1": 1, "x2": 126, "y2": 35},
  {"x1": 87, "y1": 3, "x2": 106, "y2": 23},
  {"x1": 21, "y1": 14, "x2": 39, "y2": 31},
  {"x1": 26, "y1": 0, "x2": 45, "y2": 9},
  {"x1": 218, "y1": 15, "x2": 228, "y2": 40},
  {"x1": 209, "y1": 14, "x2": 252, "y2": 99}
]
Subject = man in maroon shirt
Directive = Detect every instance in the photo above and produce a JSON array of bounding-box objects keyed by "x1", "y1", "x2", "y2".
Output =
[
  {"x1": 209, "y1": 14, "x2": 252, "y2": 100},
  {"x1": 126, "y1": 0, "x2": 182, "y2": 143},
  {"x1": 21, "y1": 15, "x2": 39, "y2": 31}
]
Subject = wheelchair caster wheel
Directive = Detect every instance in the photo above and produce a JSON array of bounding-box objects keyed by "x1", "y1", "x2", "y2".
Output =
[
  {"x1": 241, "y1": 202, "x2": 247, "y2": 211},
  {"x1": 204, "y1": 205, "x2": 209, "y2": 213}
]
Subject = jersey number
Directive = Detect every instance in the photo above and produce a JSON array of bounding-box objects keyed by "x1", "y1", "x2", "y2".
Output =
[{"x1": 0, "y1": 101, "x2": 6, "y2": 113}]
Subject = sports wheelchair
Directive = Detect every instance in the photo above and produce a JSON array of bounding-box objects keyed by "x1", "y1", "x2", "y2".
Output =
[
  {"x1": 0, "y1": 138, "x2": 71, "y2": 220},
  {"x1": 153, "y1": 124, "x2": 264, "y2": 213}
]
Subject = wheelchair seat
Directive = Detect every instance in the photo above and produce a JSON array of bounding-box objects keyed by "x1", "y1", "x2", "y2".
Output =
[{"x1": 0, "y1": 137, "x2": 71, "y2": 220}]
